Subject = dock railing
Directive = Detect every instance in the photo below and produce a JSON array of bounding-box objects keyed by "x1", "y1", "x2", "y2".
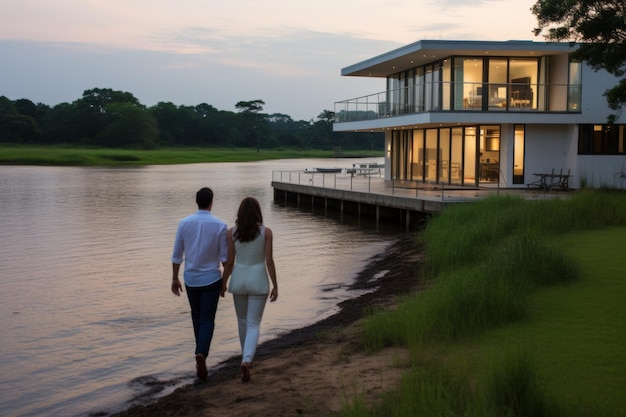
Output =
[
  {"x1": 271, "y1": 169, "x2": 476, "y2": 202},
  {"x1": 272, "y1": 169, "x2": 565, "y2": 203}
]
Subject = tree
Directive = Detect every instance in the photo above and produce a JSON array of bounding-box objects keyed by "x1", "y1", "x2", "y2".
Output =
[
  {"x1": 532, "y1": 0, "x2": 626, "y2": 121},
  {"x1": 235, "y1": 100, "x2": 265, "y2": 151},
  {"x1": 0, "y1": 96, "x2": 17, "y2": 116},
  {"x1": 0, "y1": 114, "x2": 42, "y2": 143},
  {"x1": 74, "y1": 88, "x2": 144, "y2": 143},
  {"x1": 43, "y1": 102, "x2": 83, "y2": 144},
  {"x1": 0, "y1": 96, "x2": 43, "y2": 143},
  {"x1": 96, "y1": 103, "x2": 158, "y2": 148}
]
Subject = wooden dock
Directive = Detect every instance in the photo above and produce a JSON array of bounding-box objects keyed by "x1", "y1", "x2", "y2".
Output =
[{"x1": 271, "y1": 170, "x2": 566, "y2": 230}]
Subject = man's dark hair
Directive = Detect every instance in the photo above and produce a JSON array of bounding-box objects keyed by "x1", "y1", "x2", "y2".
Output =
[{"x1": 196, "y1": 187, "x2": 214, "y2": 209}]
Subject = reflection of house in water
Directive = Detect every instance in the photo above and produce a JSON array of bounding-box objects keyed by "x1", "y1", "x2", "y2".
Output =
[{"x1": 333, "y1": 40, "x2": 626, "y2": 190}]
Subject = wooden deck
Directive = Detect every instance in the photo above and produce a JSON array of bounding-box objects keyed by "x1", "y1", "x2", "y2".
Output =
[{"x1": 271, "y1": 170, "x2": 568, "y2": 229}]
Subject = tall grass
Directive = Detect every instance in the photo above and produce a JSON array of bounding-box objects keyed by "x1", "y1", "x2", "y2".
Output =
[
  {"x1": 361, "y1": 193, "x2": 626, "y2": 350},
  {"x1": 488, "y1": 350, "x2": 551, "y2": 417},
  {"x1": 337, "y1": 190, "x2": 626, "y2": 417},
  {"x1": 338, "y1": 353, "x2": 552, "y2": 417}
]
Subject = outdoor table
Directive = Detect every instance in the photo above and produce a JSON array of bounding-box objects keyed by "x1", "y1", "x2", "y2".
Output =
[{"x1": 531, "y1": 171, "x2": 571, "y2": 191}]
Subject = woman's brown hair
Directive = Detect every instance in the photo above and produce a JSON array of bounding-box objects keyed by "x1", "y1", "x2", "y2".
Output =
[{"x1": 233, "y1": 197, "x2": 263, "y2": 242}]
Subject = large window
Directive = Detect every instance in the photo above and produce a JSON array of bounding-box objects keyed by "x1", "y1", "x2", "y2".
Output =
[
  {"x1": 578, "y1": 124, "x2": 626, "y2": 155},
  {"x1": 464, "y1": 127, "x2": 478, "y2": 184},
  {"x1": 425, "y1": 129, "x2": 438, "y2": 181},
  {"x1": 442, "y1": 59, "x2": 451, "y2": 110},
  {"x1": 569, "y1": 61, "x2": 582, "y2": 111},
  {"x1": 456, "y1": 57, "x2": 538, "y2": 111},
  {"x1": 391, "y1": 130, "x2": 412, "y2": 180},
  {"x1": 415, "y1": 67, "x2": 424, "y2": 112},
  {"x1": 411, "y1": 129, "x2": 424, "y2": 180},
  {"x1": 509, "y1": 59, "x2": 538, "y2": 110},
  {"x1": 450, "y1": 128, "x2": 463, "y2": 184},
  {"x1": 457, "y1": 58, "x2": 483, "y2": 110},
  {"x1": 425, "y1": 64, "x2": 440, "y2": 111},
  {"x1": 439, "y1": 129, "x2": 451, "y2": 182},
  {"x1": 513, "y1": 125, "x2": 525, "y2": 184},
  {"x1": 479, "y1": 125, "x2": 500, "y2": 183},
  {"x1": 488, "y1": 59, "x2": 508, "y2": 111}
]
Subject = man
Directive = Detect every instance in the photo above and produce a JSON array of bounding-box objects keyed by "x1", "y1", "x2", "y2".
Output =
[{"x1": 171, "y1": 187, "x2": 228, "y2": 381}]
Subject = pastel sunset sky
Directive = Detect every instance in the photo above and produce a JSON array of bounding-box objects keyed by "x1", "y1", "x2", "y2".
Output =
[{"x1": 1, "y1": 0, "x2": 540, "y2": 121}]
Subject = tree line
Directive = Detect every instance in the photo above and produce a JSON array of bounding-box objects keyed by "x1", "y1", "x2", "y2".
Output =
[{"x1": 0, "y1": 88, "x2": 383, "y2": 150}]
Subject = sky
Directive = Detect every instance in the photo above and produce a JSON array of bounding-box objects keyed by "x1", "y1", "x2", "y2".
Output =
[{"x1": 1, "y1": 0, "x2": 540, "y2": 121}]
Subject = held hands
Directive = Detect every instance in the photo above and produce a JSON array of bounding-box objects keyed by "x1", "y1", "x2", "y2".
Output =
[
  {"x1": 171, "y1": 278, "x2": 183, "y2": 296},
  {"x1": 269, "y1": 287, "x2": 278, "y2": 302}
]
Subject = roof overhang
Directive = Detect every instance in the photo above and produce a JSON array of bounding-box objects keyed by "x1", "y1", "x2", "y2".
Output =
[{"x1": 341, "y1": 40, "x2": 578, "y2": 78}]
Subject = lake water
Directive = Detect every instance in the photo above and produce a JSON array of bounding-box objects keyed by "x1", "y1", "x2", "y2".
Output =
[{"x1": 0, "y1": 157, "x2": 402, "y2": 417}]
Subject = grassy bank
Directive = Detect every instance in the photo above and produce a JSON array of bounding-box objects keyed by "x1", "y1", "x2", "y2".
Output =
[
  {"x1": 341, "y1": 191, "x2": 626, "y2": 417},
  {"x1": 0, "y1": 145, "x2": 382, "y2": 166}
]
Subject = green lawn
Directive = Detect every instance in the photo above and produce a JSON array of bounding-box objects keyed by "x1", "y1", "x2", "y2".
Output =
[
  {"x1": 0, "y1": 145, "x2": 382, "y2": 166},
  {"x1": 445, "y1": 227, "x2": 626, "y2": 417}
]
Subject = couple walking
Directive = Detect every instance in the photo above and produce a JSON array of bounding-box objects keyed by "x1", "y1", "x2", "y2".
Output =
[{"x1": 171, "y1": 187, "x2": 278, "y2": 383}]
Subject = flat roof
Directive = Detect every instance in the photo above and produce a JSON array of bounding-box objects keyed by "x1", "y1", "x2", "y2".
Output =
[{"x1": 341, "y1": 39, "x2": 577, "y2": 77}]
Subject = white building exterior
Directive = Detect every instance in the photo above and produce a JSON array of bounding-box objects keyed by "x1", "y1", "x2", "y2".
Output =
[{"x1": 333, "y1": 40, "x2": 626, "y2": 190}]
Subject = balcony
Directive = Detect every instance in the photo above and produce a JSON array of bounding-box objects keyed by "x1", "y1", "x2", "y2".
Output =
[{"x1": 334, "y1": 81, "x2": 581, "y2": 123}]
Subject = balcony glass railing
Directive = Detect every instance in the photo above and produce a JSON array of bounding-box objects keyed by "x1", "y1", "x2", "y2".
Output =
[{"x1": 334, "y1": 81, "x2": 581, "y2": 123}]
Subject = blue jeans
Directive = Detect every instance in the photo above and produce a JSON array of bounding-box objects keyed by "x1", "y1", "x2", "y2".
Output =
[{"x1": 185, "y1": 280, "x2": 221, "y2": 358}]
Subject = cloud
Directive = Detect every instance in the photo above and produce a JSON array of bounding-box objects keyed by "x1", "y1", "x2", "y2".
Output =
[
  {"x1": 0, "y1": 0, "x2": 541, "y2": 119},
  {"x1": 0, "y1": 31, "x2": 391, "y2": 120}
]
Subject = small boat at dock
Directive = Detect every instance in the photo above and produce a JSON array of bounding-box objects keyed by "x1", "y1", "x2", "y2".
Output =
[{"x1": 313, "y1": 167, "x2": 343, "y2": 173}]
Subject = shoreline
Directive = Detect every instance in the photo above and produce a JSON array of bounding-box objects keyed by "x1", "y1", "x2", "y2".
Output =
[{"x1": 111, "y1": 234, "x2": 423, "y2": 417}]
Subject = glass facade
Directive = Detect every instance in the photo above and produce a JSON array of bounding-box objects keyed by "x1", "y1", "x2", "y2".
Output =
[
  {"x1": 379, "y1": 52, "x2": 583, "y2": 188},
  {"x1": 391, "y1": 125, "x2": 505, "y2": 186},
  {"x1": 394, "y1": 56, "x2": 541, "y2": 112},
  {"x1": 335, "y1": 51, "x2": 582, "y2": 122},
  {"x1": 379, "y1": 55, "x2": 577, "y2": 116}
]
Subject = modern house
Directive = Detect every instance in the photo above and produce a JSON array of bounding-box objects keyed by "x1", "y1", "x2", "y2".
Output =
[{"x1": 333, "y1": 40, "x2": 626, "y2": 190}]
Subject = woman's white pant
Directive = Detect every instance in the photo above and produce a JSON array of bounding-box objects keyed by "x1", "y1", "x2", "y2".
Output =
[{"x1": 233, "y1": 294, "x2": 267, "y2": 364}]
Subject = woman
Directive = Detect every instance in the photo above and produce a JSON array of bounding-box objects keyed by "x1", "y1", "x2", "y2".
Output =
[{"x1": 221, "y1": 197, "x2": 278, "y2": 382}]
